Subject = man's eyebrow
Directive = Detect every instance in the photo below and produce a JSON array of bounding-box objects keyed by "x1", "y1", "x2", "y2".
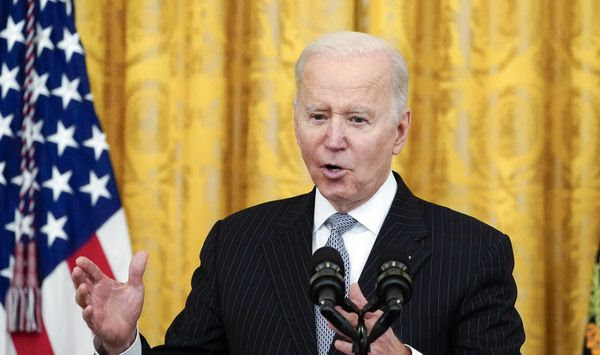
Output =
[
  {"x1": 345, "y1": 105, "x2": 374, "y2": 116},
  {"x1": 305, "y1": 103, "x2": 329, "y2": 113},
  {"x1": 303, "y1": 103, "x2": 374, "y2": 116}
]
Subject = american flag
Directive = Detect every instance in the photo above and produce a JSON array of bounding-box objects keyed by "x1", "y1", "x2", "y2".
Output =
[{"x1": 0, "y1": 0, "x2": 132, "y2": 354}]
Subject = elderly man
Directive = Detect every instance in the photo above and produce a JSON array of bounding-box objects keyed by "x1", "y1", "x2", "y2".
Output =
[{"x1": 73, "y1": 32, "x2": 525, "y2": 354}]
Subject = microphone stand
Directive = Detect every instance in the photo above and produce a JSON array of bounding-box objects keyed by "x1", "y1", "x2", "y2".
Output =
[
  {"x1": 344, "y1": 299, "x2": 369, "y2": 355},
  {"x1": 319, "y1": 298, "x2": 403, "y2": 355},
  {"x1": 367, "y1": 300, "x2": 402, "y2": 343},
  {"x1": 319, "y1": 301, "x2": 359, "y2": 344},
  {"x1": 354, "y1": 309, "x2": 369, "y2": 355}
]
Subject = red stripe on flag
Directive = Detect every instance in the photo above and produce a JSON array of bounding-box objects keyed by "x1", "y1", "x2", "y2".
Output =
[
  {"x1": 67, "y1": 234, "x2": 116, "y2": 279},
  {"x1": 12, "y1": 319, "x2": 54, "y2": 355}
]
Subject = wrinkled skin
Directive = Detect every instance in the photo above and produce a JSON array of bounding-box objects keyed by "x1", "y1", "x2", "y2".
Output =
[
  {"x1": 72, "y1": 251, "x2": 148, "y2": 354},
  {"x1": 294, "y1": 52, "x2": 411, "y2": 212}
]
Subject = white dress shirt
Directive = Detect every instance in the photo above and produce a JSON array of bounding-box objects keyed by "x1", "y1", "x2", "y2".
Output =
[{"x1": 312, "y1": 171, "x2": 397, "y2": 283}]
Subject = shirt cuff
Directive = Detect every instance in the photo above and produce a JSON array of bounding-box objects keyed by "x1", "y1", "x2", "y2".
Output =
[
  {"x1": 405, "y1": 344, "x2": 422, "y2": 355},
  {"x1": 93, "y1": 330, "x2": 141, "y2": 355}
]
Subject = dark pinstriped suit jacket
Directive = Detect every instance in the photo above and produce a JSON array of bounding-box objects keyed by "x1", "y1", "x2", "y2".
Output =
[{"x1": 142, "y1": 172, "x2": 525, "y2": 354}]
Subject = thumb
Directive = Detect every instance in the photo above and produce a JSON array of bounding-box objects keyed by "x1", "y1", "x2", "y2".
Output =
[
  {"x1": 128, "y1": 251, "x2": 148, "y2": 287},
  {"x1": 348, "y1": 283, "x2": 368, "y2": 308}
]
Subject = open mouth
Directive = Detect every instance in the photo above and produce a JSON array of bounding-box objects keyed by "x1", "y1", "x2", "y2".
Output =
[
  {"x1": 324, "y1": 164, "x2": 342, "y2": 171},
  {"x1": 321, "y1": 164, "x2": 348, "y2": 178}
]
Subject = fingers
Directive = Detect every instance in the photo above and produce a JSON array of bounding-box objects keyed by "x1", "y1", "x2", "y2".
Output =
[
  {"x1": 328, "y1": 283, "x2": 370, "y2": 336},
  {"x1": 71, "y1": 266, "x2": 91, "y2": 289},
  {"x1": 334, "y1": 329, "x2": 408, "y2": 355},
  {"x1": 327, "y1": 321, "x2": 355, "y2": 342},
  {"x1": 333, "y1": 339, "x2": 354, "y2": 354},
  {"x1": 75, "y1": 256, "x2": 106, "y2": 283},
  {"x1": 128, "y1": 251, "x2": 148, "y2": 287},
  {"x1": 364, "y1": 308, "x2": 383, "y2": 320},
  {"x1": 348, "y1": 283, "x2": 368, "y2": 308},
  {"x1": 329, "y1": 309, "x2": 383, "y2": 340},
  {"x1": 333, "y1": 305, "x2": 359, "y2": 328},
  {"x1": 82, "y1": 304, "x2": 97, "y2": 333},
  {"x1": 75, "y1": 282, "x2": 90, "y2": 308},
  {"x1": 330, "y1": 283, "x2": 407, "y2": 354}
]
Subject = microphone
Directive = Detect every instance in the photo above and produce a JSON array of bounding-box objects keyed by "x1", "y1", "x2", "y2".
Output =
[
  {"x1": 309, "y1": 246, "x2": 345, "y2": 308},
  {"x1": 368, "y1": 249, "x2": 412, "y2": 343},
  {"x1": 376, "y1": 249, "x2": 412, "y2": 308},
  {"x1": 309, "y1": 247, "x2": 357, "y2": 341}
]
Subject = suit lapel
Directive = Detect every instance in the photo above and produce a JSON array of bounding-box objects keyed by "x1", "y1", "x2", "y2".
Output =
[
  {"x1": 261, "y1": 191, "x2": 317, "y2": 354},
  {"x1": 358, "y1": 173, "x2": 431, "y2": 301}
]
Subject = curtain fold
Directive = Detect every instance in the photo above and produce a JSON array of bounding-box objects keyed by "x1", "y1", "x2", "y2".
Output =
[{"x1": 75, "y1": 0, "x2": 600, "y2": 353}]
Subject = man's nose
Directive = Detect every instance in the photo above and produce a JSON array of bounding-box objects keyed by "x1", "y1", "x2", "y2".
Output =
[{"x1": 324, "y1": 118, "x2": 347, "y2": 150}]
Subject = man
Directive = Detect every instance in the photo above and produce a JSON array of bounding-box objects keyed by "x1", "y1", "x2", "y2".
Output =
[{"x1": 72, "y1": 31, "x2": 525, "y2": 354}]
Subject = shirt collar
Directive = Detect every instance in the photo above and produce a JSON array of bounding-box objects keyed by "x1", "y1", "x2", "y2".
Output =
[{"x1": 313, "y1": 171, "x2": 397, "y2": 235}]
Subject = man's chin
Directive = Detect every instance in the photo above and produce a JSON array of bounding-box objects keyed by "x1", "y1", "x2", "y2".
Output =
[
  {"x1": 316, "y1": 181, "x2": 347, "y2": 197},
  {"x1": 318, "y1": 188, "x2": 357, "y2": 207},
  {"x1": 316, "y1": 185, "x2": 339, "y2": 197}
]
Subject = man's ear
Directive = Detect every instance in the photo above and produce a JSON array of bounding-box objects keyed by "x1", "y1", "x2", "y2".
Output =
[
  {"x1": 293, "y1": 107, "x2": 301, "y2": 146},
  {"x1": 392, "y1": 110, "x2": 411, "y2": 155}
]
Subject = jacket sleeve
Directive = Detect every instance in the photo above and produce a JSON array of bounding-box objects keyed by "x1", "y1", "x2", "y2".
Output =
[
  {"x1": 142, "y1": 220, "x2": 228, "y2": 354},
  {"x1": 451, "y1": 233, "x2": 525, "y2": 354}
]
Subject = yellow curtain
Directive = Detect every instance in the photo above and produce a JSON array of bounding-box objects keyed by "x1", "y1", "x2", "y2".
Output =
[{"x1": 74, "y1": 1, "x2": 600, "y2": 354}]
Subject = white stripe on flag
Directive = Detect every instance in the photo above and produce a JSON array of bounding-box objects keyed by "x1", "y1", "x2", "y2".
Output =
[
  {"x1": 97, "y1": 208, "x2": 132, "y2": 282},
  {"x1": 42, "y1": 261, "x2": 95, "y2": 354},
  {"x1": 0, "y1": 306, "x2": 18, "y2": 355}
]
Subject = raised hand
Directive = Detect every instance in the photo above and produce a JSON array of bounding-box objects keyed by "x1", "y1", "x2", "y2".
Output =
[
  {"x1": 72, "y1": 251, "x2": 148, "y2": 354},
  {"x1": 332, "y1": 283, "x2": 411, "y2": 355}
]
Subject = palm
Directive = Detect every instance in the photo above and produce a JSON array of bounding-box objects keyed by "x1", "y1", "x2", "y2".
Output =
[
  {"x1": 89, "y1": 276, "x2": 143, "y2": 345},
  {"x1": 73, "y1": 251, "x2": 148, "y2": 352}
]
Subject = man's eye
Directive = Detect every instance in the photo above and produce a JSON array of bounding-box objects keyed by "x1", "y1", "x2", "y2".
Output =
[
  {"x1": 350, "y1": 116, "x2": 366, "y2": 124},
  {"x1": 311, "y1": 114, "x2": 326, "y2": 121}
]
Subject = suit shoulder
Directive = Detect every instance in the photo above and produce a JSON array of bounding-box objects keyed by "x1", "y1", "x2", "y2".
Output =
[
  {"x1": 214, "y1": 192, "x2": 312, "y2": 237},
  {"x1": 226, "y1": 193, "x2": 309, "y2": 220},
  {"x1": 418, "y1": 198, "x2": 508, "y2": 245}
]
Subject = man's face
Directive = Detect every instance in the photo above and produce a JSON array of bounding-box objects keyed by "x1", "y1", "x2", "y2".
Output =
[{"x1": 294, "y1": 53, "x2": 410, "y2": 212}]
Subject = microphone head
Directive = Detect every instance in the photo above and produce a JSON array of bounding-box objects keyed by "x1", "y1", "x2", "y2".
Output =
[
  {"x1": 309, "y1": 246, "x2": 345, "y2": 306},
  {"x1": 377, "y1": 248, "x2": 410, "y2": 270},
  {"x1": 376, "y1": 248, "x2": 412, "y2": 307},
  {"x1": 309, "y1": 246, "x2": 344, "y2": 275}
]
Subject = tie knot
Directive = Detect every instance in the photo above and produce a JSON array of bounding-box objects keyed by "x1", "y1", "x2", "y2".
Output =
[{"x1": 327, "y1": 213, "x2": 357, "y2": 235}]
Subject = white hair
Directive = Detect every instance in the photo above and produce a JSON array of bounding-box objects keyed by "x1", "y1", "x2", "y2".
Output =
[{"x1": 294, "y1": 31, "x2": 409, "y2": 122}]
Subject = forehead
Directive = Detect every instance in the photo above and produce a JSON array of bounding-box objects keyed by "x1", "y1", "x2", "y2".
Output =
[{"x1": 298, "y1": 53, "x2": 391, "y2": 108}]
